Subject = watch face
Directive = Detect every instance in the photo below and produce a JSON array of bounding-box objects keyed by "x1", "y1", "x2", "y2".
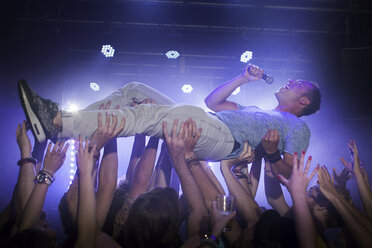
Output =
[{"x1": 36, "y1": 172, "x2": 51, "y2": 185}]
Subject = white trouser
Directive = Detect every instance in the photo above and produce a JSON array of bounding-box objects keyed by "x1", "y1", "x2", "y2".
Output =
[{"x1": 60, "y1": 82, "x2": 235, "y2": 161}]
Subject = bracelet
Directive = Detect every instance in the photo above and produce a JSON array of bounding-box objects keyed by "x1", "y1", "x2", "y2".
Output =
[
  {"x1": 265, "y1": 150, "x2": 282, "y2": 164},
  {"x1": 35, "y1": 170, "x2": 55, "y2": 186},
  {"x1": 186, "y1": 158, "x2": 200, "y2": 167},
  {"x1": 201, "y1": 234, "x2": 219, "y2": 248},
  {"x1": 17, "y1": 157, "x2": 37, "y2": 166}
]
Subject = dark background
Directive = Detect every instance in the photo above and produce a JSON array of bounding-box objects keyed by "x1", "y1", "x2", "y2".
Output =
[{"x1": 1, "y1": 0, "x2": 372, "y2": 243}]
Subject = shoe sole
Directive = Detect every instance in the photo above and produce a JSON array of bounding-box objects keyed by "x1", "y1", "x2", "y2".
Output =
[{"x1": 18, "y1": 80, "x2": 46, "y2": 143}]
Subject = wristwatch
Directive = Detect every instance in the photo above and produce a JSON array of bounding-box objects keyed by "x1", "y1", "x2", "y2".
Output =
[{"x1": 35, "y1": 170, "x2": 55, "y2": 186}]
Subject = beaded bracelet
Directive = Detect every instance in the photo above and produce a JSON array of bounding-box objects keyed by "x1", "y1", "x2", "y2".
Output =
[{"x1": 17, "y1": 157, "x2": 37, "y2": 166}]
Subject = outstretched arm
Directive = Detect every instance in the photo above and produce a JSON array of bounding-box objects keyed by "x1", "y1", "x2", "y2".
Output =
[
  {"x1": 74, "y1": 137, "x2": 98, "y2": 248},
  {"x1": 262, "y1": 129, "x2": 294, "y2": 179},
  {"x1": 163, "y1": 119, "x2": 208, "y2": 242},
  {"x1": 19, "y1": 141, "x2": 69, "y2": 232},
  {"x1": 220, "y1": 143, "x2": 262, "y2": 228},
  {"x1": 182, "y1": 120, "x2": 221, "y2": 211},
  {"x1": 264, "y1": 161, "x2": 289, "y2": 216},
  {"x1": 277, "y1": 152, "x2": 318, "y2": 248},
  {"x1": 318, "y1": 166, "x2": 372, "y2": 248},
  {"x1": 92, "y1": 110, "x2": 125, "y2": 229},
  {"x1": 128, "y1": 136, "x2": 160, "y2": 199},
  {"x1": 348, "y1": 140, "x2": 372, "y2": 220},
  {"x1": 14, "y1": 122, "x2": 37, "y2": 226},
  {"x1": 204, "y1": 65, "x2": 263, "y2": 112}
]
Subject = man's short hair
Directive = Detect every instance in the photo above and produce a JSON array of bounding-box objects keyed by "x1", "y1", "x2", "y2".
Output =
[{"x1": 301, "y1": 81, "x2": 321, "y2": 116}]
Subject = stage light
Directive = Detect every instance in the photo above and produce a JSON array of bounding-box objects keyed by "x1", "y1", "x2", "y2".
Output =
[
  {"x1": 181, "y1": 84, "x2": 193, "y2": 93},
  {"x1": 70, "y1": 163, "x2": 75, "y2": 167},
  {"x1": 90, "y1": 82, "x2": 100, "y2": 91},
  {"x1": 232, "y1": 87, "x2": 240, "y2": 95},
  {"x1": 165, "y1": 50, "x2": 180, "y2": 59},
  {"x1": 101, "y1": 45, "x2": 115, "y2": 57},
  {"x1": 66, "y1": 103, "x2": 80, "y2": 113},
  {"x1": 240, "y1": 51, "x2": 253, "y2": 63}
]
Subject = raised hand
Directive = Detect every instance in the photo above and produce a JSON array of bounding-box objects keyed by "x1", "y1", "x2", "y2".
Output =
[
  {"x1": 90, "y1": 112, "x2": 125, "y2": 154},
  {"x1": 42, "y1": 141, "x2": 69, "y2": 175},
  {"x1": 16, "y1": 121, "x2": 32, "y2": 158},
  {"x1": 278, "y1": 151, "x2": 317, "y2": 194},
  {"x1": 318, "y1": 166, "x2": 340, "y2": 202},
  {"x1": 210, "y1": 200, "x2": 236, "y2": 236},
  {"x1": 261, "y1": 129, "x2": 279, "y2": 155},
  {"x1": 332, "y1": 167, "x2": 351, "y2": 188},
  {"x1": 340, "y1": 139, "x2": 363, "y2": 176},
  {"x1": 75, "y1": 136, "x2": 97, "y2": 176},
  {"x1": 221, "y1": 143, "x2": 253, "y2": 168},
  {"x1": 183, "y1": 118, "x2": 202, "y2": 158},
  {"x1": 162, "y1": 119, "x2": 187, "y2": 162},
  {"x1": 242, "y1": 64, "x2": 264, "y2": 82}
]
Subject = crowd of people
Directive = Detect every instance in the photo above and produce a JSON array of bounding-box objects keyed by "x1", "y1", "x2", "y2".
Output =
[{"x1": 0, "y1": 65, "x2": 371, "y2": 247}]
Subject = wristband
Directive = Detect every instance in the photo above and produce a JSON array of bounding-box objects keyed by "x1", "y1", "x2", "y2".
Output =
[
  {"x1": 185, "y1": 158, "x2": 200, "y2": 167},
  {"x1": 265, "y1": 150, "x2": 282, "y2": 164},
  {"x1": 17, "y1": 157, "x2": 37, "y2": 166},
  {"x1": 35, "y1": 170, "x2": 55, "y2": 186}
]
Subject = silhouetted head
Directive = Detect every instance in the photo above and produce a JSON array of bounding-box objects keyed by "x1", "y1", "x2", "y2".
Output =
[{"x1": 121, "y1": 187, "x2": 181, "y2": 248}]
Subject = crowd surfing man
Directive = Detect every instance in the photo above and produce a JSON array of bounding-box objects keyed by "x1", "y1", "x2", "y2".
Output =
[{"x1": 18, "y1": 65, "x2": 321, "y2": 178}]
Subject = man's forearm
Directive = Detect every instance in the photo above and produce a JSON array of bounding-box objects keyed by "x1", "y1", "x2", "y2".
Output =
[{"x1": 204, "y1": 74, "x2": 248, "y2": 111}]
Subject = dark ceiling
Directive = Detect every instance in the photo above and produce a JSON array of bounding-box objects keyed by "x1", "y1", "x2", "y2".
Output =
[{"x1": 1, "y1": 0, "x2": 372, "y2": 115}]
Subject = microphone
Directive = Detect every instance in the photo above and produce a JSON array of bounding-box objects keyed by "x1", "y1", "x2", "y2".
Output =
[
  {"x1": 247, "y1": 66, "x2": 274, "y2": 84},
  {"x1": 262, "y1": 73, "x2": 274, "y2": 84}
]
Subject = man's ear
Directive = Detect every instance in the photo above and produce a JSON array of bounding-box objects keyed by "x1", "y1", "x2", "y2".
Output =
[{"x1": 299, "y1": 96, "x2": 310, "y2": 107}]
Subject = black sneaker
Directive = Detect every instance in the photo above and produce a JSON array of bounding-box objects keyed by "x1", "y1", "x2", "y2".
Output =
[{"x1": 18, "y1": 79, "x2": 59, "y2": 143}]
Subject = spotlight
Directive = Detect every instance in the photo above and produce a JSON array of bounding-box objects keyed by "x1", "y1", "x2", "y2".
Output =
[
  {"x1": 101, "y1": 45, "x2": 115, "y2": 57},
  {"x1": 232, "y1": 87, "x2": 240, "y2": 95},
  {"x1": 240, "y1": 51, "x2": 253, "y2": 63},
  {"x1": 66, "y1": 103, "x2": 80, "y2": 113},
  {"x1": 165, "y1": 50, "x2": 180, "y2": 59},
  {"x1": 181, "y1": 84, "x2": 193, "y2": 93},
  {"x1": 90, "y1": 82, "x2": 100, "y2": 91}
]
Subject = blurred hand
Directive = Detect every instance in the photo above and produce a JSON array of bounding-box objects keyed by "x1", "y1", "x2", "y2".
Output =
[
  {"x1": 42, "y1": 141, "x2": 69, "y2": 175},
  {"x1": 210, "y1": 200, "x2": 236, "y2": 236},
  {"x1": 221, "y1": 143, "x2": 254, "y2": 168},
  {"x1": 332, "y1": 167, "x2": 351, "y2": 189},
  {"x1": 278, "y1": 152, "x2": 317, "y2": 195},
  {"x1": 16, "y1": 121, "x2": 32, "y2": 158},
  {"x1": 183, "y1": 118, "x2": 202, "y2": 159},
  {"x1": 262, "y1": 129, "x2": 280, "y2": 155},
  {"x1": 340, "y1": 139, "x2": 363, "y2": 176},
  {"x1": 318, "y1": 166, "x2": 340, "y2": 202},
  {"x1": 162, "y1": 119, "x2": 187, "y2": 163},
  {"x1": 75, "y1": 136, "x2": 97, "y2": 176},
  {"x1": 242, "y1": 64, "x2": 264, "y2": 82},
  {"x1": 90, "y1": 112, "x2": 125, "y2": 155}
]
